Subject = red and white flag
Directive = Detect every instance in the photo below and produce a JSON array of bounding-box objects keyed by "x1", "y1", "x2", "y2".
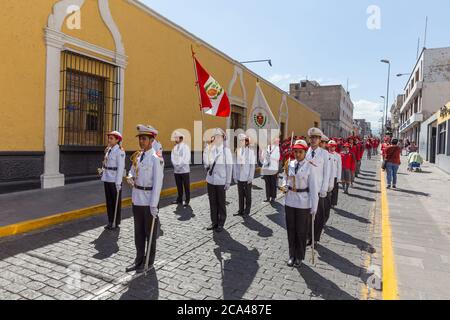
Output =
[{"x1": 194, "y1": 57, "x2": 231, "y2": 118}]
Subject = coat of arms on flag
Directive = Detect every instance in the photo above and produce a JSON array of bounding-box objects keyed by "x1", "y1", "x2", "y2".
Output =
[{"x1": 193, "y1": 56, "x2": 231, "y2": 118}]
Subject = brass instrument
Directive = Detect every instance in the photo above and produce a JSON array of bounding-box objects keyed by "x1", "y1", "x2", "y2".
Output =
[{"x1": 127, "y1": 150, "x2": 142, "y2": 187}]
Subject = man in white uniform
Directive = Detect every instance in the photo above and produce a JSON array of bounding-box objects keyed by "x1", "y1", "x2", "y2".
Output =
[
  {"x1": 260, "y1": 137, "x2": 281, "y2": 203},
  {"x1": 171, "y1": 131, "x2": 191, "y2": 207},
  {"x1": 233, "y1": 134, "x2": 256, "y2": 217},
  {"x1": 203, "y1": 128, "x2": 233, "y2": 233},
  {"x1": 327, "y1": 140, "x2": 342, "y2": 209},
  {"x1": 100, "y1": 131, "x2": 126, "y2": 230},
  {"x1": 125, "y1": 125, "x2": 164, "y2": 274},
  {"x1": 306, "y1": 128, "x2": 330, "y2": 246}
]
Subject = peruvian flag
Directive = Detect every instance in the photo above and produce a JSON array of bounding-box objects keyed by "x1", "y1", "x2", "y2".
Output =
[{"x1": 194, "y1": 58, "x2": 231, "y2": 118}]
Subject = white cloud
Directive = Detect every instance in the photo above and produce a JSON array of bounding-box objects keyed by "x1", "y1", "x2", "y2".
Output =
[
  {"x1": 354, "y1": 99, "x2": 384, "y2": 135},
  {"x1": 267, "y1": 74, "x2": 304, "y2": 91}
]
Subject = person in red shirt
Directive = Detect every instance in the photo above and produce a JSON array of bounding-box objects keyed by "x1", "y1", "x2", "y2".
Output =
[
  {"x1": 381, "y1": 136, "x2": 391, "y2": 160},
  {"x1": 385, "y1": 139, "x2": 402, "y2": 188},
  {"x1": 340, "y1": 143, "x2": 355, "y2": 194},
  {"x1": 365, "y1": 139, "x2": 373, "y2": 160},
  {"x1": 356, "y1": 138, "x2": 364, "y2": 175},
  {"x1": 348, "y1": 138, "x2": 358, "y2": 184}
]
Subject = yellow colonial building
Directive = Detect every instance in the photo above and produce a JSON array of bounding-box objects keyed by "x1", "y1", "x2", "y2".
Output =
[{"x1": 0, "y1": 0, "x2": 320, "y2": 192}]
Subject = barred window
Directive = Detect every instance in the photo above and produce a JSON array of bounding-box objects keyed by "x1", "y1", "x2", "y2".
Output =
[{"x1": 59, "y1": 51, "x2": 121, "y2": 147}]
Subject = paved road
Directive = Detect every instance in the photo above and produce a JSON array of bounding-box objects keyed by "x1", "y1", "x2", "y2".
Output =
[{"x1": 0, "y1": 158, "x2": 381, "y2": 300}]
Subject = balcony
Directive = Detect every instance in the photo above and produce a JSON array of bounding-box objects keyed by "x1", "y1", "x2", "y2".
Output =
[
  {"x1": 400, "y1": 81, "x2": 423, "y2": 114},
  {"x1": 399, "y1": 113, "x2": 424, "y2": 133}
]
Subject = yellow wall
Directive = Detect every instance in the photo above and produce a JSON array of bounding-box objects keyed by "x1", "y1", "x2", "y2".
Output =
[{"x1": 0, "y1": 0, "x2": 320, "y2": 152}]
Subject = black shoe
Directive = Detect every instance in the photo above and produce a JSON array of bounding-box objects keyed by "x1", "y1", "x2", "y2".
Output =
[
  {"x1": 126, "y1": 263, "x2": 139, "y2": 273},
  {"x1": 207, "y1": 225, "x2": 217, "y2": 231},
  {"x1": 287, "y1": 258, "x2": 295, "y2": 267},
  {"x1": 135, "y1": 265, "x2": 146, "y2": 274},
  {"x1": 172, "y1": 200, "x2": 182, "y2": 205},
  {"x1": 392, "y1": 185, "x2": 397, "y2": 189},
  {"x1": 294, "y1": 259, "x2": 302, "y2": 268},
  {"x1": 104, "y1": 224, "x2": 113, "y2": 230},
  {"x1": 233, "y1": 212, "x2": 244, "y2": 217},
  {"x1": 263, "y1": 199, "x2": 270, "y2": 203},
  {"x1": 183, "y1": 202, "x2": 190, "y2": 208},
  {"x1": 387, "y1": 185, "x2": 391, "y2": 189},
  {"x1": 215, "y1": 226, "x2": 224, "y2": 233},
  {"x1": 306, "y1": 240, "x2": 312, "y2": 247}
]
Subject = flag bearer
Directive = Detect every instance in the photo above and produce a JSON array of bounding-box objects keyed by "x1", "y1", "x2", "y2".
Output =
[
  {"x1": 233, "y1": 134, "x2": 256, "y2": 217},
  {"x1": 306, "y1": 128, "x2": 330, "y2": 246},
  {"x1": 203, "y1": 128, "x2": 233, "y2": 233},
  {"x1": 340, "y1": 143, "x2": 355, "y2": 194},
  {"x1": 171, "y1": 131, "x2": 191, "y2": 207},
  {"x1": 328, "y1": 140, "x2": 342, "y2": 207},
  {"x1": 99, "y1": 131, "x2": 126, "y2": 230},
  {"x1": 280, "y1": 140, "x2": 318, "y2": 268},
  {"x1": 125, "y1": 125, "x2": 164, "y2": 274},
  {"x1": 260, "y1": 137, "x2": 281, "y2": 203}
]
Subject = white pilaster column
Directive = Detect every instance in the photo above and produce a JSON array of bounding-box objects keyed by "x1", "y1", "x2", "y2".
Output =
[{"x1": 41, "y1": 33, "x2": 65, "y2": 189}]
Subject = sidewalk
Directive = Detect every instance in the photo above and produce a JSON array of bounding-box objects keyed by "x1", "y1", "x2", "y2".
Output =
[
  {"x1": 384, "y1": 157, "x2": 450, "y2": 300},
  {"x1": 0, "y1": 166, "x2": 207, "y2": 231}
]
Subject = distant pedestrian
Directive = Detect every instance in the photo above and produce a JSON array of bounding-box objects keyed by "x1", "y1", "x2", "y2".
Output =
[
  {"x1": 170, "y1": 131, "x2": 191, "y2": 207},
  {"x1": 260, "y1": 138, "x2": 281, "y2": 203},
  {"x1": 340, "y1": 143, "x2": 355, "y2": 194},
  {"x1": 385, "y1": 139, "x2": 402, "y2": 189}
]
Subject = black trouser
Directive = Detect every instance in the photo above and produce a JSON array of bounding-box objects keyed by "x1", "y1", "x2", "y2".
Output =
[
  {"x1": 324, "y1": 192, "x2": 332, "y2": 224},
  {"x1": 263, "y1": 174, "x2": 278, "y2": 200},
  {"x1": 237, "y1": 181, "x2": 252, "y2": 215},
  {"x1": 132, "y1": 205, "x2": 159, "y2": 267},
  {"x1": 207, "y1": 183, "x2": 227, "y2": 228},
  {"x1": 308, "y1": 196, "x2": 326, "y2": 243},
  {"x1": 174, "y1": 173, "x2": 191, "y2": 204},
  {"x1": 331, "y1": 178, "x2": 339, "y2": 207},
  {"x1": 285, "y1": 206, "x2": 311, "y2": 261},
  {"x1": 104, "y1": 182, "x2": 122, "y2": 226}
]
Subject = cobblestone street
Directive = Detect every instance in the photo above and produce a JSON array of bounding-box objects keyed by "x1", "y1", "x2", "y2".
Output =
[{"x1": 0, "y1": 157, "x2": 381, "y2": 300}]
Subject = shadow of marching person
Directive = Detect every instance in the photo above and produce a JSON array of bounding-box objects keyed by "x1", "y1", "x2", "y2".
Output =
[
  {"x1": 265, "y1": 202, "x2": 286, "y2": 230},
  {"x1": 91, "y1": 229, "x2": 120, "y2": 260},
  {"x1": 119, "y1": 269, "x2": 159, "y2": 300},
  {"x1": 325, "y1": 226, "x2": 376, "y2": 254},
  {"x1": 174, "y1": 204, "x2": 196, "y2": 222},
  {"x1": 333, "y1": 208, "x2": 371, "y2": 224},
  {"x1": 316, "y1": 244, "x2": 366, "y2": 279},
  {"x1": 241, "y1": 214, "x2": 273, "y2": 238},
  {"x1": 297, "y1": 264, "x2": 357, "y2": 300},
  {"x1": 213, "y1": 230, "x2": 259, "y2": 300}
]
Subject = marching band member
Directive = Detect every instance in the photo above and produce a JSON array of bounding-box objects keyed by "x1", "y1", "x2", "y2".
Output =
[
  {"x1": 306, "y1": 128, "x2": 330, "y2": 246},
  {"x1": 171, "y1": 131, "x2": 191, "y2": 207},
  {"x1": 99, "y1": 131, "x2": 126, "y2": 230},
  {"x1": 233, "y1": 134, "x2": 256, "y2": 217},
  {"x1": 260, "y1": 137, "x2": 281, "y2": 203},
  {"x1": 203, "y1": 128, "x2": 233, "y2": 233},
  {"x1": 281, "y1": 140, "x2": 318, "y2": 268},
  {"x1": 340, "y1": 143, "x2": 355, "y2": 194},
  {"x1": 320, "y1": 135, "x2": 334, "y2": 225},
  {"x1": 328, "y1": 140, "x2": 342, "y2": 208},
  {"x1": 125, "y1": 125, "x2": 164, "y2": 274}
]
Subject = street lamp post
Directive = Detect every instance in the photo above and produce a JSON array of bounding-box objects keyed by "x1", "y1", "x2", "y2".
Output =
[
  {"x1": 380, "y1": 95, "x2": 386, "y2": 137},
  {"x1": 381, "y1": 59, "x2": 391, "y2": 137},
  {"x1": 240, "y1": 59, "x2": 273, "y2": 67}
]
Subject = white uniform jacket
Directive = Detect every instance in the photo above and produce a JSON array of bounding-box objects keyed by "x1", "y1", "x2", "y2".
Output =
[
  {"x1": 128, "y1": 149, "x2": 164, "y2": 214},
  {"x1": 306, "y1": 147, "x2": 331, "y2": 196},
  {"x1": 328, "y1": 151, "x2": 342, "y2": 187},
  {"x1": 171, "y1": 143, "x2": 191, "y2": 174},
  {"x1": 260, "y1": 145, "x2": 280, "y2": 176},
  {"x1": 233, "y1": 147, "x2": 256, "y2": 183},
  {"x1": 101, "y1": 144, "x2": 126, "y2": 185},
  {"x1": 203, "y1": 144, "x2": 233, "y2": 186},
  {"x1": 281, "y1": 159, "x2": 319, "y2": 213}
]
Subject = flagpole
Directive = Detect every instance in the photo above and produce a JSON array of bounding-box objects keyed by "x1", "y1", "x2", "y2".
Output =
[{"x1": 191, "y1": 45, "x2": 208, "y2": 154}]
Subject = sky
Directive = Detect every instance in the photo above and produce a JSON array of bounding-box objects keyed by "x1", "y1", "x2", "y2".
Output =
[{"x1": 142, "y1": 0, "x2": 450, "y2": 135}]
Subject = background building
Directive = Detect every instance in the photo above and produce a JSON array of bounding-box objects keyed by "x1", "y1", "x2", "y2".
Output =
[
  {"x1": 354, "y1": 119, "x2": 372, "y2": 138},
  {"x1": 0, "y1": 0, "x2": 320, "y2": 193},
  {"x1": 390, "y1": 94, "x2": 405, "y2": 139},
  {"x1": 398, "y1": 47, "x2": 450, "y2": 147},
  {"x1": 289, "y1": 80, "x2": 354, "y2": 138}
]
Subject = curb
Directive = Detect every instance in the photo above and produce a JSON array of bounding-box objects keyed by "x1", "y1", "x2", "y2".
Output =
[{"x1": 0, "y1": 180, "x2": 208, "y2": 239}]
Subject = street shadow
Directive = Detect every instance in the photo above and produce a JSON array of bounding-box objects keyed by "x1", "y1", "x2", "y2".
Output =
[
  {"x1": 351, "y1": 186, "x2": 380, "y2": 194},
  {"x1": 358, "y1": 173, "x2": 376, "y2": 177},
  {"x1": 347, "y1": 193, "x2": 376, "y2": 202},
  {"x1": 391, "y1": 188, "x2": 430, "y2": 197},
  {"x1": 354, "y1": 181, "x2": 376, "y2": 188},
  {"x1": 360, "y1": 170, "x2": 376, "y2": 175},
  {"x1": 266, "y1": 202, "x2": 286, "y2": 230},
  {"x1": 252, "y1": 185, "x2": 264, "y2": 191},
  {"x1": 91, "y1": 229, "x2": 120, "y2": 260},
  {"x1": 316, "y1": 245, "x2": 366, "y2": 279},
  {"x1": 213, "y1": 230, "x2": 259, "y2": 300},
  {"x1": 174, "y1": 204, "x2": 196, "y2": 222},
  {"x1": 241, "y1": 215, "x2": 273, "y2": 238},
  {"x1": 358, "y1": 177, "x2": 380, "y2": 182},
  {"x1": 324, "y1": 226, "x2": 376, "y2": 254},
  {"x1": 119, "y1": 269, "x2": 159, "y2": 300},
  {"x1": 333, "y1": 208, "x2": 371, "y2": 224},
  {"x1": 297, "y1": 264, "x2": 356, "y2": 300}
]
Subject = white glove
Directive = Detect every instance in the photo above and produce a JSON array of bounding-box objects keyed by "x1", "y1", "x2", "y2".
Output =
[
  {"x1": 327, "y1": 186, "x2": 333, "y2": 193},
  {"x1": 150, "y1": 207, "x2": 158, "y2": 217},
  {"x1": 126, "y1": 176, "x2": 135, "y2": 187},
  {"x1": 224, "y1": 183, "x2": 231, "y2": 191},
  {"x1": 247, "y1": 180, "x2": 252, "y2": 185},
  {"x1": 319, "y1": 191, "x2": 327, "y2": 198},
  {"x1": 116, "y1": 184, "x2": 122, "y2": 192},
  {"x1": 310, "y1": 210, "x2": 316, "y2": 216}
]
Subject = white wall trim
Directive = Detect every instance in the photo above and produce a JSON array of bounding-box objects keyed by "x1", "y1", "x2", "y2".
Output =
[
  {"x1": 227, "y1": 65, "x2": 248, "y2": 129},
  {"x1": 279, "y1": 94, "x2": 289, "y2": 137},
  {"x1": 42, "y1": 0, "x2": 126, "y2": 189}
]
